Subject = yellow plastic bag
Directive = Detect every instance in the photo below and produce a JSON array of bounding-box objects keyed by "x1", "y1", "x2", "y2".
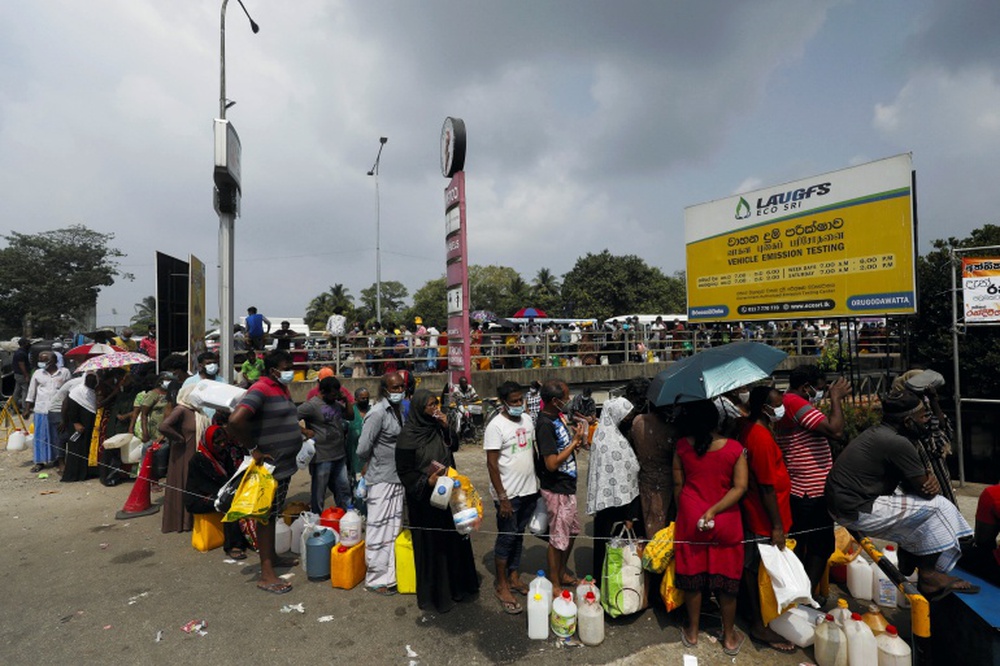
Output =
[
  {"x1": 395, "y1": 529, "x2": 417, "y2": 594},
  {"x1": 643, "y1": 523, "x2": 675, "y2": 574},
  {"x1": 223, "y1": 459, "x2": 277, "y2": 524},
  {"x1": 659, "y1": 553, "x2": 684, "y2": 612},
  {"x1": 758, "y1": 538, "x2": 797, "y2": 626}
]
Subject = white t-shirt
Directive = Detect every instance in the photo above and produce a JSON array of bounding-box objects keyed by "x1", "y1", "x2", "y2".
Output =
[{"x1": 482, "y1": 412, "x2": 538, "y2": 500}]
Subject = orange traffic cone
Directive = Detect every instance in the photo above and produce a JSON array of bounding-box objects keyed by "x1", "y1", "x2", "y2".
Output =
[{"x1": 115, "y1": 445, "x2": 161, "y2": 520}]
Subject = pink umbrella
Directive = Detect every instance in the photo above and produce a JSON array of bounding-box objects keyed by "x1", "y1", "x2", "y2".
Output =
[{"x1": 74, "y1": 351, "x2": 155, "y2": 374}]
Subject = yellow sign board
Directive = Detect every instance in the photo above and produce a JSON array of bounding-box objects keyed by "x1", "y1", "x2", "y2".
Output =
[{"x1": 685, "y1": 154, "x2": 916, "y2": 321}]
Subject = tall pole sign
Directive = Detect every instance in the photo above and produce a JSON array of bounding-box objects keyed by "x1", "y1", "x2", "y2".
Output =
[{"x1": 442, "y1": 117, "x2": 469, "y2": 385}]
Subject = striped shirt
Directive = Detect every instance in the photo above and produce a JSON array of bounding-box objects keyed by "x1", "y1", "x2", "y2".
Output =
[
  {"x1": 237, "y1": 376, "x2": 301, "y2": 481},
  {"x1": 774, "y1": 392, "x2": 831, "y2": 498}
]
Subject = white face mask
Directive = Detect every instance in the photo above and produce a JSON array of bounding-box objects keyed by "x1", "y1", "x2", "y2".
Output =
[
  {"x1": 204, "y1": 363, "x2": 219, "y2": 376},
  {"x1": 768, "y1": 404, "x2": 786, "y2": 422},
  {"x1": 387, "y1": 391, "x2": 404, "y2": 404},
  {"x1": 737, "y1": 391, "x2": 750, "y2": 404},
  {"x1": 278, "y1": 370, "x2": 295, "y2": 385},
  {"x1": 811, "y1": 390, "x2": 825, "y2": 403}
]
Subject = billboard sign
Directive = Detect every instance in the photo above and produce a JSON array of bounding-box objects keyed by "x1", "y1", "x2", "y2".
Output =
[
  {"x1": 685, "y1": 154, "x2": 917, "y2": 321},
  {"x1": 155, "y1": 251, "x2": 190, "y2": 371},
  {"x1": 188, "y1": 255, "x2": 206, "y2": 373},
  {"x1": 962, "y1": 257, "x2": 1000, "y2": 322}
]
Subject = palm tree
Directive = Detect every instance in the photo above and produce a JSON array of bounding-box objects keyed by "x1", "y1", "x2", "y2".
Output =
[
  {"x1": 532, "y1": 267, "x2": 560, "y2": 297},
  {"x1": 130, "y1": 295, "x2": 156, "y2": 333},
  {"x1": 305, "y1": 284, "x2": 355, "y2": 329}
]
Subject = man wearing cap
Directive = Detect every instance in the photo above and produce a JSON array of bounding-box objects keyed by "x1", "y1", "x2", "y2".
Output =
[
  {"x1": 825, "y1": 390, "x2": 978, "y2": 601},
  {"x1": 306, "y1": 367, "x2": 355, "y2": 407}
]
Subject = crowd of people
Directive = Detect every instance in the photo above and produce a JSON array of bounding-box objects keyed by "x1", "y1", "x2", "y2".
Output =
[{"x1": 8, "y1": 335, "x2": 997, "y2": 657}]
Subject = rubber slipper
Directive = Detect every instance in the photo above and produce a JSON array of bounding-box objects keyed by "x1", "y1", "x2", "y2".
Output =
[
  {"x1": 924, "y1": 581, "x2": 981, "y2": 602},
  {"x1": 722, "y1": 630, "x2": 746, "y2": 657},
  {"x1": 510, "y1": 582, "x2": 530, "y2": 595},
  {"x1": 680, "y1": 629, "x2": 697, "y2": 648},
  {"x1": 366, "y1": 585, "x2": 397, "y2": 596},
  {"x1": 494, "y1": 592, "x2": 523, "y2": 615},
  {"x1": 749, "y1": 633, "x2": 796, "y2": 654},
  {"x1": 30, "y1": 464, "x2": 44, "y2": 473},
  {"x1": 257, "y1": 581, "x2": 292, "y2": 595},
  {"x1": 225, "y1": 549, "x2": 247, "y2": 561}
]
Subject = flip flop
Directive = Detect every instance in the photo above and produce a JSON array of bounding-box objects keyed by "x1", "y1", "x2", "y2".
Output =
[
  {"x1": 257, "y1": 581, "x2": 292, "y2": 595},
  {"x1": 679, "y1": 629, "x2": 697, "y2": 648},
  {"x1": 494, "y1": 592, "x2": 523, "y2": 615},
  {"x1": 924, "y1": 581, "x2": 982, "y2": 602},
  {"x1": 748, "y1": 633, "x2": 797, "y2": 654},
  {"x1": 510, "y1": 581, "x2": 530, "y2": 595},
  {"x1": 722, "y1": 630, "x2": 746, "y2": 657},
  {"x1": 225, "y1": 549, "x2": 248, "y2": 561}
]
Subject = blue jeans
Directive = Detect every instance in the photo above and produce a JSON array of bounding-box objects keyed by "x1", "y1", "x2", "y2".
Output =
[
  {"x1": 309, "y1": 458, "x2": 351, "y2": 514},
  {"x1": 494, "y1": 493, "x2": 538, "y2": 573},
  {"x1": 425, "y1": 347, "x2": 438, "y2": 371}
]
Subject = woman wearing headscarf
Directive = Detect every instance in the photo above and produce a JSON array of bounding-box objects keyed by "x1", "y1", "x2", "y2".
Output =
[
  {"x1": 158, "y1": 384, "x2": 210, "y2": 533},
  {"x1": 586, "y1": 394, "x2": 642, "y2": 579},
  {"x1": 185, "y1": 423, "x2": 251, "y2": 559},
  {"x1": 394, "y1": 389, "x2": 480, "y2": 613},
  {"x1": 61, "y1": 373, "x2": 98, "y2": 483}
]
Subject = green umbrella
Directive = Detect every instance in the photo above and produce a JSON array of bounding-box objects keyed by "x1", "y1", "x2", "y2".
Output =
[{"x1": 647, "y1": 341, "x2": 788, "y2": 406}]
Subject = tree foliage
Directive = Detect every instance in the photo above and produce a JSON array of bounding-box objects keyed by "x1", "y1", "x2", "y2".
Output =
[
  {"x1": 305, "y1": 284, "x2": 355, "y2": 329},
  {"x1": 561, "y1": 250, "x2": 686, "y2": 321},
  {"x1": 0, "y1": 225, "x2": 131, "y2": 338},
  {"x1": 909, "y1": 224, "x2": 1000, "y2": 397},
  {"x1": 358, "y1": 280, "x2": 409, "y2": 326},
  {"x1": 406, "y1": 276, "x2": 447, "y2": 328},
  {"x1": 130, "y1": 295, "x2": 156, "y2": 334}
]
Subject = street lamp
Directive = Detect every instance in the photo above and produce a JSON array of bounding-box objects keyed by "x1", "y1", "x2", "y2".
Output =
[
  {"x1": 367, "y1": 136, "x2": 388, "y2": 327},
  {"x1": 215, "y1": 0, "x2": 258, "y2": 383}
]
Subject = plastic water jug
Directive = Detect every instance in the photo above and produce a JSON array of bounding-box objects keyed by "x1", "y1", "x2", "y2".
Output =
[
  {"x1": 769, "y1": 606, "x2": 816, "y2": 648},
  {"x1": 24, "y1": 432, "x2": 34, "y2": 449},
  {"x1": 320, "y1": 506, "x2": 346, "y2": 533},
  {"x1": 876, "y1": 624, "x2": 911, "y2": 666},
  {"x1": 844, "y1": 613, "x2": 878, "y2": 666},
  {"x1": 846, "y1": 556, "x2": 873, "y2": 601},
  {"x1": 394, "y1": 529, "x2": 416, "y2": 594},
  {"x1": 529, "y1": 571, "x2": 553, "y2": 605},
  {"x1": 339, "y1": 505, "x2": 364, "y2": 547},
  {"x1": 527, "y1": 592, "x2": 549, "y2": 640},
  {"x1": 871, "y1": 561, "x2": 897, "y2": 607},
  {"x1": 191, "y1": 513, "x2": 224, "y2": 552},
  {"x1": 290, "y1": 511, "x2": 318, "y2": 555},
  {"x1": 814, "y1": 614, "x2": 848, "y2": 666},
  {"x1": 449, "y1": 480, "x2": 479, "y2": 535},
  {"x1": 330, "y1": 541, "x2": 366, "y2": 589},
  {"x1": 306, "y1": 529, "x2": 337, "y2": 581},
  {"x1": 6, "y1": 430, "x2": 25, "y2": 451},
  {"x1": 275, "y1": 520, "x2": 292, "y2": 554},
  {"x1": 430, "y1": 476, "x2": 453, "y2": 509},
  {"x1": 576, "y1": 575, "x2": 600, "y2": 605},
  {"x1": 301, "y1": 525, "x2": 337, "y2": 573},
  {"x1": 830, "y1": 598, "x2": 853, "y2": 628},
  {"x1": 862, "y1": 604, "x2": 888, "y2": 636},
  {"x1": 577, "y1": 591, "x2": 604, "y2": 646},
  {"x1": 550, "y1": 590, "x2": 577, "y2": 638}
]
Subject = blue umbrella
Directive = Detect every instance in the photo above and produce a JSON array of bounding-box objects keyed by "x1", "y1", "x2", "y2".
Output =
[{"x1": 647, "y1": 341, "x2": 788, "y2": 406}]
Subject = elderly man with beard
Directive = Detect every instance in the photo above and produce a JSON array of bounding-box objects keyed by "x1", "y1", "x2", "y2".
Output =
[{"x1": 825, "y1": 390, "x2": 978, "y2": 601}]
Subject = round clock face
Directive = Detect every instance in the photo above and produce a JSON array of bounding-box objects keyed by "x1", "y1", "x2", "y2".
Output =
[{"x1": 440, "y1": 116, "x2": 466, "y2": 178}]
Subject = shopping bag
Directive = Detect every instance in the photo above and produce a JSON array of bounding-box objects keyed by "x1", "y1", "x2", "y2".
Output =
[
  {"x1": 602, "y1": 524, "x2": 645, "y2": 617},
  {"x1": 642, "y1": 523, "x2": 675, "y2": 574},
  {"x1": 295, "y1": 438, "x2": 316, "y2": 470},
  {"x1": 223, "y1": 459, "x2": 277, "y2": 524},
  {"x1": 659, "y1": 551, "x2": 684, "y2": 612},
  {"x1": 215, "y1": 456, "x2": 252, "y2": 514},
  {"x1": 527, "y1": 496, "x2": 548, "y2": 536},
  {"x1": 758, "y1": 538, "x2": 816, "y2": 626}
]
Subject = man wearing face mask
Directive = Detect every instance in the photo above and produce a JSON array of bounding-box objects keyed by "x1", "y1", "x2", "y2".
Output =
[
  {"x1": 773, "y1": 364, "x2": 851, "y2": 597},
  {"x1": 228, "y1": 350, "x2": 302, "y2": 594},
  {"x1": 183, "y1": 351, "x2": 226, "y2": 419},
  {"x1": 825, "y1": 390, "x2": 977, "y2": 601},
  {"x1": 346, "y1": 387, "x2": 372, "y2": 494},
  {"x1": 357, "y1": 371, "x2": 407, "y2": 595},
  {"x1": 484, "y1": 381, "x2": 538, "y2": 614},
  {"x1": 24, "y1": 351, "x2": 72, "y2": 473}
]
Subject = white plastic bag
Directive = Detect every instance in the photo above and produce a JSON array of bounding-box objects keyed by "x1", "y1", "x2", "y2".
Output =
[
  {"x1": 602, "y1": 524, "x2": 645, "y2": 617},
  {"x1": 189, "y1": 380, "x2": 247, "y2": 414},
  {"x1": 125, "y1": 437, "x2": 145, "y2": 463},
  {"x1": 527, "y1": 496, "x2": 548, "y2": 535},
  {"x1": 296, "y1": 438, "x2": 316, "y2": 470},
  {"x1": 758, "y1": 543, "x2": 818, "y2": 613},
  {"x1": 214, "y1": 455, "x2": 253, "y2": 513}
]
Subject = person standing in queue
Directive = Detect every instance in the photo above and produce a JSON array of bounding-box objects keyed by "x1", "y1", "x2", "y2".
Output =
[{"x1": 227, "y1": 350, "x2": 300, "y2": 595}]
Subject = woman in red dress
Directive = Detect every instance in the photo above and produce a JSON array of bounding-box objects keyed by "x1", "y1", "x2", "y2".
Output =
[{"x1": 673, "y1": 399, "x2": 748, "y2": 656}]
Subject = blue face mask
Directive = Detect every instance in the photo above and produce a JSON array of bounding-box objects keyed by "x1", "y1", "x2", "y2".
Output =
[
  {"x1": 279, "y1": 370, "x2": 295, "y2": 385},
  {"x1": 387, "y1": 391, "x2": 404, "y2": 404},
  {"x1": 507, "y1": 405, "x2": 524, "y2": 418}
]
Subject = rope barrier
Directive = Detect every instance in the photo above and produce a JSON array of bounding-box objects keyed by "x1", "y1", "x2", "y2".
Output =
[{"x1": 45, "y1": 444, "x2": 832, "y2": 546}]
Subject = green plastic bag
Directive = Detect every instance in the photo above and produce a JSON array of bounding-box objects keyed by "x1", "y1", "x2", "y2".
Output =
[
  {"x1": 223, "y1": 459, "x2": 277, "y2": 524},
  {"x1": 601, "y1": 524, "x2": 644, "y2": 618}
]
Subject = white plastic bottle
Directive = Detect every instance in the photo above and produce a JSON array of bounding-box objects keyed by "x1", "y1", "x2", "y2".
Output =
[
  {"x1": 830, "y1": 598, "x2": 853, "y2": 628},
  {"x1": 527, "y1": 592, "x2": 549, "y2": 640},
  {"x1": 576, "y1": 575, "x2": 600, "y2": 604},
  {"x1": 844, "y1": 612, "x2": 878, "y2": 666},
  {"x1": 876, "y1": 624, "x2": 912, "y2": 666},
  {"x1": 275, "y1": 520, "x2": 292, "y2": 554},
  {"x1": 529, "y1": 570, "x2": 553, "y2": 603},
  {"x1": 871, "y1": 554, "x2": 897, "y2": 607},
  {"x1": 769, "y1": 606, "x2": 816, "y2": 648},
  {"x1": 813, "y1": 614, "x2": 848, "y2": 666},
  {"x1": 449, "y1": 480, "x2": 478, "y2": 534},
  {"x1": 339, "y1": 504, "x2": 363, "y2": 547},
  {"x1": 430, "y1": 476, "x2": 453, "y2": 509},
  {"x1": 846, "y1": 557, "x2": 874, "y2": 601},
  {"x1": 577, "y1": 591, "x2": 604, "y2": 645},
  {"x1": 550, "y1": 590, "x2": 578, "y2": 638}
]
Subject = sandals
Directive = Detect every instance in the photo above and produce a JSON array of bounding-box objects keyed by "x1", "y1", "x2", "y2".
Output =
[
  {"x1": 494, "y1": 591, "x2": 523, "y2": 615},
  {"x1": 680, "y1": 629, "x2": 697, "y2": 648},
  {"x1": 225, "y1": 549, "x2": 247, "y2": 561},
  {"x1": 509, "y1": 581, "x2": 530, "y2": 596},
  {"x1": 30, "y1": 464, "x2": 45, "y2": 473},
  {"x1": 257, "y1": 581, "x2": 292, "y2": 595},
  {"x1": 366, "y1": 585, "x2": 398, "y2": 596},
  {"x1": 722, "y1": 630, "x2": 746, "y2": 657},
  {"x1": 923, "y1": 581, "x2": 981, "y2": 602}
]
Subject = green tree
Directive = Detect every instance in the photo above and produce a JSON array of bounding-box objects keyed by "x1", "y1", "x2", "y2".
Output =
[
  {"x1": 130, "y1": 295, "x2": 156, "y2": 334},
  {"x1": 0, "y1": 225, "x2": 132, "y2": 338},
  {"x1": 530, "y1": 267, "x2": 562, "y2": 315},
  {"x1": 561, "y1": 250, "x2": 683, "y2": 321},
  {"x1": 468, "y1": 265, "x2": 526, "y2": 316},
  {"x1": 909, "y1": 224, "x2": 1000, "y2": 397},
  {"x1": 406, "y1": 276, "x2": 447, "y2": 328},
  {"x1": 358, "y1": 280, "x2": 409, "y2": 325},
  {"x1": 305, "y1": 284, "x2": 355, "y2": 329}
]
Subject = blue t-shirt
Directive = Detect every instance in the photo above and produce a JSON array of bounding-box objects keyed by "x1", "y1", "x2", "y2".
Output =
[
  {"x1": 246, "y1": 313, "x2": 265, "y2": 337},
  {"x1": 535, "y1": 412, "x2": 577, "y2": 494}
]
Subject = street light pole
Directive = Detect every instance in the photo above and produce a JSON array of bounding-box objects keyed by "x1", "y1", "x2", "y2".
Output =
[
  {"x1": 367, "y1": 137, "x2": 388, "y2": 327},
  {"x1": 216, "y1": 0, "x2": 258, "y2": 383}
]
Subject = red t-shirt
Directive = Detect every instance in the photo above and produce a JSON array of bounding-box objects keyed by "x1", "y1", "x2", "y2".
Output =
[
  {"x1": 739, "y1": 421, "x2": 793, "y2": 537},
  {"x1": 975, "y1": 484, "x2": 1000, "y2": 565}
]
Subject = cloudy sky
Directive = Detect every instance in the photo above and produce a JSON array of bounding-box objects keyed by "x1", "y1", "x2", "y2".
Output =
[{"x1": 2, "y1": 0, "x2": 999, "y2": 328}]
